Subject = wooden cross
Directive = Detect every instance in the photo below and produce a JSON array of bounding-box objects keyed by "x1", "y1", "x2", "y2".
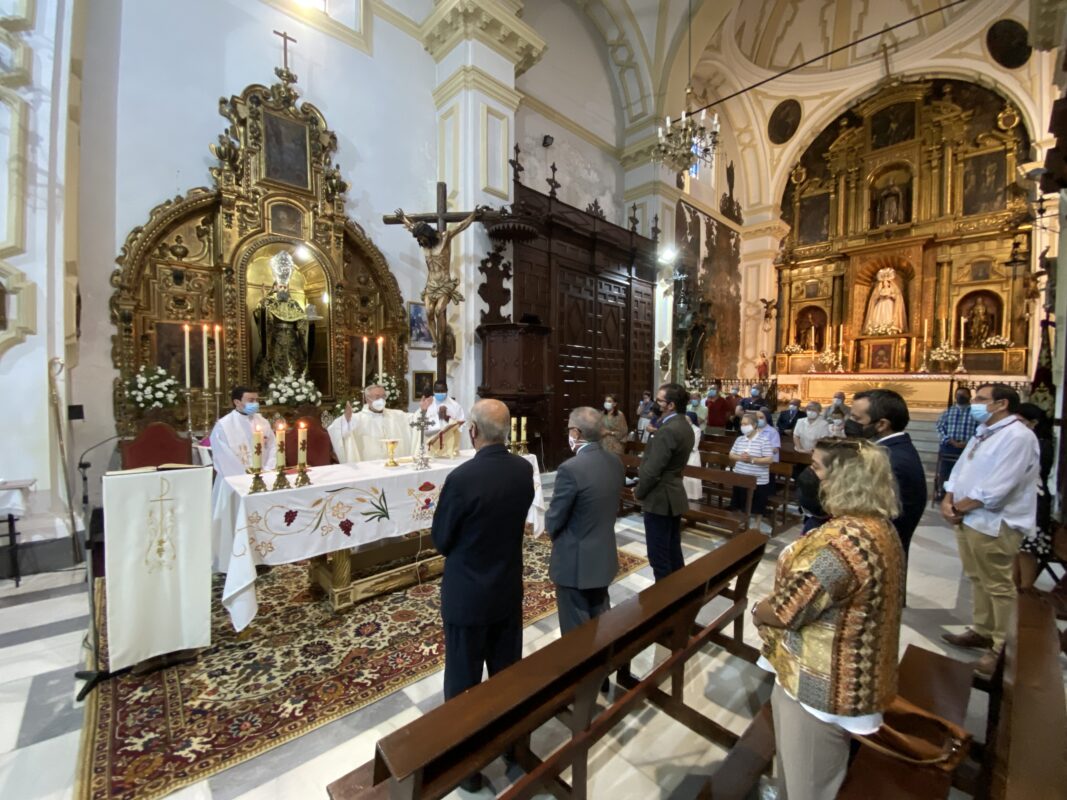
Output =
[
  {"x1": 273, "y1": 30, "x2": 297, "y2": 71},
  {"x1": 546, "y1": 163, "x2": 560, "y2": 199}
]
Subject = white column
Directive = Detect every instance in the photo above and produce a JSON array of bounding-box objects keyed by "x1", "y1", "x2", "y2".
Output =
[{"x1": 739, "y1": 212, "x2": 791, "y2": 378}]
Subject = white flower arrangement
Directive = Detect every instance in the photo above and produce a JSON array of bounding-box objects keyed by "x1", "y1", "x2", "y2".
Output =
[
  {"x1": 684, "y1": 370, "x2": 704, "y2": 393},
  {"x1": 330, "y1": 397, "x2": 364, "y2": 417},
  {"x1": 815, "y1": 349, "x2": 837, "y2": 368},
  {"x1": 865, "y1": 323, "x2": 903, "y2": 336},
  {"x1": 929, "y1": 343, "x2": 959, "y2": 363},
  {"x1": 783, "y1": 343, "x2": 804, "y2": 354},
  {"x1": 367, "y1": 372, "x2": 402, "y2": 406},
  {"x1": 981, "y1": 335, "x2": 1013, "y2": 349},
  {"x1": 126, "y1": 366, "x2": 180, "y2": 411},
  {"x1": 267, "y1": 371, "x2": 323, "y2": 407}
]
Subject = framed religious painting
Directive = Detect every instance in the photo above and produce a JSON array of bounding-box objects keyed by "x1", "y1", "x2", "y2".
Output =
[
  {"x1": 411, "y1": 370, "x2": 434, "y2": 402},
  {"x1": 408, "y1": 301, "x2": 433, "y2": 349},
  {"x1": 858, "y1": 337, "x2": 904, "y2": 373},
  {"x1": 262, "y1": 111, "x2": 310, "y2": 190}
]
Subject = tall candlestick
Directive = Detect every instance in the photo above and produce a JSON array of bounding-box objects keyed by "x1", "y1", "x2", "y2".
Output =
[
  {"x1": 377, "y1": 336, "x2": 384, "y2": 377},
  {"x1": 276, "y1": 422, "x2": 286, "y2": 469},
  {"x1": 252, "y1": 426, "x2": 263, "y2": 471},
  {"x1": 183, "y1": 323, "x2": 191, "y2": 388},
  {"x1": 297, "y1": 422, "x2": 308, "y2": 466},
  {"x1": 361, "y1": 336, "x2": 368, "y2": 388},
  {"x1": 214, "y1": 324, "x2": 222, "y2": 391},
  {"x1": 201, "y1": 324, "x2": 209, "y2": 389}
]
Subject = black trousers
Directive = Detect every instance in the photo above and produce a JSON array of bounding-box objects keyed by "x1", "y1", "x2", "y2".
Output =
[
  {"x1": 937, "y1": 443, "x2": 963, "y2": 488},
  {"x1": 729, "y1": 483, "x2": 770, "y2": 515},
  {"x1": 644, "y1": 511, "x2": 683, "y2": 581},
  {"x1": 555, "y1": 584, "x2": 611, "y2": 635},
  {"x1": 443, "y1": 614, "x2": 522, "y2": 700}
]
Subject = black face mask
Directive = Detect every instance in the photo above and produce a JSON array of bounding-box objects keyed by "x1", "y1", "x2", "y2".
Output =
[
  {"x1": 844, "y1": 419, "x2": 879, "y2": 440},
  {"x1": 650, "y1": 401, "x2": 663, "y2": 417},
  {"x1": 956, "y1": 395, "x2": 970, "y2": 406}
]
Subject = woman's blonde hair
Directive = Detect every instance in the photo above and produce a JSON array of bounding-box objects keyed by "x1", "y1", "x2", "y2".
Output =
[{"x1": 815, "y1": 438, "x2": 901, "y2": 519}]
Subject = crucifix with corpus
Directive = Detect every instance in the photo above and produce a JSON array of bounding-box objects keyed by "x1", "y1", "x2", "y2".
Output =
[{"x1": 383, "y1": 182, "x2": 489, "y2": 382}]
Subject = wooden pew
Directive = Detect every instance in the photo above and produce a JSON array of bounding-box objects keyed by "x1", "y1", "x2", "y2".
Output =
[
  {"x1": 764, "y1": 462, "x2": 798, "y2": 536},
  {"x1": 682, "y1": 466, "x2": 755, "y2": 538},
  {"x1": 618, "y1": 453, "x2": 642, "y2": 516},
  {"x1": 328, "y1": 531, "x2": 769, "y2": 800}
]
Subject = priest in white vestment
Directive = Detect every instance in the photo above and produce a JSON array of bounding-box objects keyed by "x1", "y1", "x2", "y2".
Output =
[
  {"x1": 328, "y1": 384, "x2": 416, "y2": 462},
  {"x1": 423, "y1": 380, "x2": 466, "y2": 437},
  {"x1": 210, "y1": 386, "x2": 277, "y2": 479}
]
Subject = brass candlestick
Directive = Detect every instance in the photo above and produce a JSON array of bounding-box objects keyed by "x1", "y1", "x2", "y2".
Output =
[
  {"x1": 294, "y1": 462, "x2": 311, "y2": 487},
  {"x1": 271, "y1": 461, "x2": 291, "y2": 491},
  {"x1": 382, "y1": 438, "x2": 400, "y2": 467},
  {"x1": 515, "y1": 439, "x2": 529, "y2": 456},
  {"x1": 247, "y1": 465, "x2": 268, "y2": 494},
  {"x1": 954, "y1": 342, "x2": 967, "y2": 374}
]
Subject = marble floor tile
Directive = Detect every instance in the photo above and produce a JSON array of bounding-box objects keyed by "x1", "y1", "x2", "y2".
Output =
[
  {"x1": 0, "y1": 675, "x2": 30, "y2": 755},
  {"x1": 0, "y1": 567, "x2": 86, "y2": 601},
  {"x1": 17, "y1": 665, "x2": 85, "y2": 749},
  {"x1": 0, "y1": 593, "x2": 88, "y2": 634},
  {"x1": 0, "y1": 631, "x2": 85, "y2": 685},
  {"x1": 0, "y1": 728, "x2": 79, "y2": 800}
]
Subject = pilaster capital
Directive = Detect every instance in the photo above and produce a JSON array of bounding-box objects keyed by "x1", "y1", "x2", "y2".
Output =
[{"x1": 422, "y1": 0, "x2": 546, "y2": 76}]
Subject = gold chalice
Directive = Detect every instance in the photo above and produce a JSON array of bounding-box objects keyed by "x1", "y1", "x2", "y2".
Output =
[{"x1": 382, "y1": 438, "x2": 400, "y2": 467}]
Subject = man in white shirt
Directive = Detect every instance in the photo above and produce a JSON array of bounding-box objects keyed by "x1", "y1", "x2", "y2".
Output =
[
  {"x1": 327, "y1": 384, "x2": 414, "y2": 462},
  {"x1": 792, "y1": 401, "x2": 830, "y2": 453},
  {"x1": 210, "y1": 386, "x2": 277, "y2": 479},
  {"x1": 822, "y1": 391, "x2": 850, "y2": 421},
  {"x1": 423, "y1": 380, "x2": 466, "y2": 437},
  {"x1": 940, "y1": 383, "x2": 1039, "y2": 676}
]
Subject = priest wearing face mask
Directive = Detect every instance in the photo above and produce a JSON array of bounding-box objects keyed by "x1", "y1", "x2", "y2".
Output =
[
  {"x1": 422, "y1": 380, "x2": 466, "y2": 437},
  {"x1": 210, "y1": 386, "x2": 277, "y2": 480},
  {"x1": 327, "y1": 384, "x2": 414, "y2": 463},
  {"x1": 846, "y1": 389, "x2": 926, "y2": 567}
]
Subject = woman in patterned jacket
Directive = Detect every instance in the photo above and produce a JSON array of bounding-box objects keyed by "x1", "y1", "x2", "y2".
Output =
[{"x1": 751, "y1": 438, "x2": 905, "y2": 800}]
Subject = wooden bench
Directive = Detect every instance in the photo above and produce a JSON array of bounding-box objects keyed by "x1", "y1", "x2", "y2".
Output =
[
  {"x1": 701, "y1": 644, "x2": 974, "y2": 800},
  {"x1": 682, "y1": 466, "x2": 755, "y2": 538},
  {"x1": 764, "y1": 462, "x2": 798, "y2": 536},
  {"x1": 327, "y1": 531, "x2": 769, "y2": 800}
]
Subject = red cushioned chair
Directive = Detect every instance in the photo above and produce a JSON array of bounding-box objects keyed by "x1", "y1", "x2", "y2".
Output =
[
  {"x1": 284, "y1": 416, "x2": 334, "y2": 467},
  {"x1": 120, "y1": 422, "x2": 193, "y2": 469}
]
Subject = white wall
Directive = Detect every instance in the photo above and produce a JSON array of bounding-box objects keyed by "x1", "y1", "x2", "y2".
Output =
[{"x1": 76, "y1": 0, "x2": 439, "y2": 502}]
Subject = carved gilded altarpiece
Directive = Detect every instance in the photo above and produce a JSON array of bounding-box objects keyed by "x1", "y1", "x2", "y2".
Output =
[{"x1": 110, "y1": 67, "x2": 407, "y2": 435}]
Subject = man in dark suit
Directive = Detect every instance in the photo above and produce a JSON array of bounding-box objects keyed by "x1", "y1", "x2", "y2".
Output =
[
  {"x1": 847, "y1": 389, "x2": 927, "y2": 565},
  {"x1": 776, "y1": 399, "x2": 802, "y2": 435},
  {"x1": 636, "y1": 382, "x2": 694, "y2": 581},
  {"x1": 546, "y1": 406, "x2": 624, "y2": 635},
  {"x1": 431, "y1": 399, "x2": 534, "y2": 707}
]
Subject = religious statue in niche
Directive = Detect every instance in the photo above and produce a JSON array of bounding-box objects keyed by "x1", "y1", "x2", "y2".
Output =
[
  {"x1": 875, "y1": 182, "x2": 904, "y2": 226},
  {"x1": 965, "y1": 296, "x2": 994, "y2": 346},
  {"x1": 393, "y1": 206, "x2": 484, "y2": 358},
  {"x1": 795, "y1": 307, "x2": 827, "y2": 351},
  {"x1": 756, "y1": 351, "x2": 769, "y2": 381},
  {"x1": 863, "y1": 267, "x2": 907, "y2": 334},
  {"x1": 253, "y1": 251, "x2": 310, "y2": 386}
]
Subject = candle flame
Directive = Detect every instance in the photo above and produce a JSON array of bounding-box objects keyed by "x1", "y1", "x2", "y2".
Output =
[
  {"x1": 298, "y1": 422, "x2": 307, "y2": 429},
  {"x1": 377, "y1": 336, "x2": 384, "y2": 343},
  {"x1": 362, "y1": 336, "x2": 368, "y2": 343},
  {"x1": 183, "y1": 323, "x2": 190, "y2": 331},
  {"x1": 202, "y1": 323, "x2": 208, "y2": 332}
]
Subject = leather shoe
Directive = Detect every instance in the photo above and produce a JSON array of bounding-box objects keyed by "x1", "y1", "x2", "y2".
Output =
[
  {"x1": 459, "y1": 773, "x2": 484, "y2": 793},
  {"x1": 941, "y1": 629, "x2": 993, "y2": 650},
  {"x1": 973, "y1": 649, "x2": 999, "y2": 678}
]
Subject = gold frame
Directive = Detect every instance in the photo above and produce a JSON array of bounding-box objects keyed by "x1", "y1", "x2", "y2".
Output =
[{"x1": 857, "y1": 337, "x2": 907, "y2": 373}]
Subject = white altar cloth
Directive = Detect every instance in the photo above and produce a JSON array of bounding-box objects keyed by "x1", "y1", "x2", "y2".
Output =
[{"x1": 215, "y1": 451, "x2": 543, "y2": 631}]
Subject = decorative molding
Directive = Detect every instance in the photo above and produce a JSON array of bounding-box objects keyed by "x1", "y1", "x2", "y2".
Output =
[
  {"x1": 258, "y1": 0, "x2": 373, "y2": 55},
  {"x1": 0, "y1": 0, "x2": 36, "y2": 31},
  {"x1": 368, "y1": 0, "x2": 420, "y2": 39},
  {"x1": 623, "y1": 179, "x2": 745, "y2": 235},
  {"x1": 0, "y1": 260, "x2": 36, "y2": 357},
  {"x1": 421, "y1": 0, "x2": 546, "y2": 76},
  {"x1": 618, "y1": 135, "x2": 658, "y2": 169},
  {"x1": 0, "y1": 28, "x2": 32, "y2": 87},
  {"x1": 432, "y1": 64, "x2": 522, "y2": 111},
  {"x1": 479, "y1": 103, "x2": 510, "y2": 200},
  {"x1": 518, "y1": 92, "x2": 618, "y2": 158},
  {"x1": 437, "y1": 104, "x2": 460, "y2": 197},
  {"x1": 0, "y1": 88, "x2": 28, "y2": 257}
]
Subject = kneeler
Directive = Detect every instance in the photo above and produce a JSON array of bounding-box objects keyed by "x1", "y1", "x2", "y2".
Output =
[{"x1": 102, "y1": 466, "x2": 213, "y2": 671}]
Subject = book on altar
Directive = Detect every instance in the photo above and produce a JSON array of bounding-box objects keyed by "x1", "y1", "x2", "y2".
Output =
[
  {"x1": 102, "y1": 466, "x2": 212, "y2": 670},
  {"x1": 427, "y1": 420, "x2": 463, "y2": 458}
]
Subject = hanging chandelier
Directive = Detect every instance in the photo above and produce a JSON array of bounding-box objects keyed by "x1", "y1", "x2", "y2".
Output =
[{"x1": 652, "y1": 0, "x2": 719, "y2": 174}]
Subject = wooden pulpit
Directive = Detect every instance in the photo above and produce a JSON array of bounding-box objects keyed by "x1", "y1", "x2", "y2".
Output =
[{"x1": 476, "y1": 322, "x2": 551, "y2": 459}]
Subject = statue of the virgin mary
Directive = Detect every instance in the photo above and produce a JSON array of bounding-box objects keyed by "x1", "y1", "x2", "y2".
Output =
[
  {"x1": 253, "y1": 251, "x2": 310, "y2": 386},
  {"x1": 863, "y1": 267, "x2": 907, "y2": 334}
]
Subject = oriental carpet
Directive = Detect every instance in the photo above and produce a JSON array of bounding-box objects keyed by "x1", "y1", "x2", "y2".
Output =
[{"x1": 75, "y1": 535, "x2": 647, "y2": 800}]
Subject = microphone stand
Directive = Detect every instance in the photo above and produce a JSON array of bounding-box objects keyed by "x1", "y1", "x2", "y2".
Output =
[{"x1": 77, "y1": 434, "x2": 122, "y2": 516}]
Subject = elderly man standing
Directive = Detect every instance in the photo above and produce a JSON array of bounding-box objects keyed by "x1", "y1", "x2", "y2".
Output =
[
  {"x1": 636, "y1": 383, "x2": 694, "y2": 581},
  {"x1": 546, "y1": 407, "x2": 624, "y2": 637},
  {"x1": 823, "y1": 391, "x2": 849, "y2": 421},
  {"x1": 941, "y1": 383, "x2": 1039, "y2": 677},
  {"x1": 326, "y1": 384, "x2": 412, "y2": 462}
]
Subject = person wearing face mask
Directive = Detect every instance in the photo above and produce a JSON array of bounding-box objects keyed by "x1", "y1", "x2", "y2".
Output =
[
  {"x1": 740, "y1": 384, "x2": 765, "y2": 412},
  {"x1": 846, "y1": 390, "x2": 926, "y2": 576},
  {"x1": 635, "y1": 383, "x2": 694, "y2": 581},
  {"x1": 636, "y1": 390, "x2": 655, "y2": 441},
  {"x1": 704, "y1": 381, "x2": 733, "y2": 434},
  {"x1": 776, "y1": 399, "x2": 802, "y2": 435},
  {"x1": 822, "y1": 391, "x2": 849, "y2": 421},
  {"x1": 828, "y1": 409, "x2": 847, "y2": 438},
  {"x1": 688, "y1": 391, "x2": 708, "y2": 429},
  {"x1": 326, "y1": 384, "x2": 415, "y2": 462},
  {"x1": 210, "y1": 385, "x2": 277, "y2": 481},
  {"x1": 728, "y1": 412, "x2": 774, "y2": 516},
  {"x1": 940, "y1": 383, "x2": 1039, "y2": 676},
  {"x1": 792, "y1": 401, "x2": 830, "y2": 454},
  {"x1": 755, "y1": 408, "x2": 781, "y2": 462},
  {"x1": 725, "y1": 386, "x2": 743, "y2": 433},
  {"x1": 599, "y1": 393, "x2": 628, "y2": 457},
  {"x1": 934, "y1": 387, "x2": 978, "y2": 499},
  {"x1": 422, "y1": 380, "x2": 467, "y2": 437}
]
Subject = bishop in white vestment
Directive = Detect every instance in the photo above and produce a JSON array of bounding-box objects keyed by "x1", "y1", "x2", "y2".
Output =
[{"x1": 327, "y1": 384, "x2": 416, "y2": 462}]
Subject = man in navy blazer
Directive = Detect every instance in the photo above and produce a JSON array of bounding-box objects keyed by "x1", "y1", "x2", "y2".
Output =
[
  {"x1": 776, "y1": 399, "x2": 802, "y2": 434},
  {"x1": 545, "y1": 406, "x2": 624, "y2": 635},
  {"x1": 848, "y1": 389, "x2": 928, "y2": 564},
  {"x1": 431, "y1": 399, "x2": 534, "y2": 704}
]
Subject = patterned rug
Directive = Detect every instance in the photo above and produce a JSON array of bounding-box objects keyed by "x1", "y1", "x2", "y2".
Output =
[{"x1": 75, "y1": 535, "x2": 647, "y2": 800}]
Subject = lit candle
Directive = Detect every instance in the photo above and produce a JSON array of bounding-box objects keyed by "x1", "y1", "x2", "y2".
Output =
[
  {"x1": 838, "y1": 324, "x2": 843, "y2": 349},
  {"x1": 252, "y1": 426, "x2": 263, "y2": 471},
  {"x1": 201, "y1": 324, "x2": 209, "y2": 389},
  {"x1": 511, "y1": 416, "x2": 517, "y2": 441},
  {"x1": 276, "y1": 421, "x2": 286, "y2": 469},
  {"x1": 520, "y1": 416, "x2": 527, "y2": 440},
  {"x1": 959, "y1": 316, "x2": 966, "y2": 348},
  {"x1": 183, "y1": 323, "x2": 191, "y2": 388},
  {"x1": 809, "y1": 326, "x2": 815, "y2": 351},
  {"x1": 361, "y1": 336, "x2": 368, "y2": 388},
  {"x1": 214, "y1": 324, "x2": 222, "y2": 391},
  {"x1": 377, "y1": 336, "x2": 384, "y2": 377},
  {"x1": 297, "y1": 422, "x2": 308, "y2": 466},
  {"x1": 923, "y1": 319, "x2": 928, "y2": 346},
  {"x1": 657, "y1": 126, "x2": 663, "y2": 141},
  {"x1": 666, "y1": 115, "x2": 672, "y2": 128}
]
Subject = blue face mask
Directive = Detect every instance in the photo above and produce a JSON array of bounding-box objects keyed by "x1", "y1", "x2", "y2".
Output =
[
  {"x1": 689, "y1": 399, "x2": 698, "y2": 407},
  {"x1": 708, "y1": 389, "x2": 718, "y2": 398},
  {"x1": 970, "y1": 403, "x2": 991, "y2": 424},
  {"x1": 757, "y1": 418, "x2": 767, "y2": 428},
  {"x1": 434, "y1": 392, "x2": 447, "y2": 403},
  {"x1": 243, "y1": 402, "x2": 260, "y2": 415},
  {"x1": 750, "y1": 388, "x2": 759, "y2": 397}
]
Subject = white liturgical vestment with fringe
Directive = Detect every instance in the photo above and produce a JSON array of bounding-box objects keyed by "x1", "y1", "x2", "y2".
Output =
[
  {"x1": 327, "y1": 409, "x2": 417, "y2": 463},
  {"x1": 103, "y1": 467, "x2": 213, "y2": 670}
]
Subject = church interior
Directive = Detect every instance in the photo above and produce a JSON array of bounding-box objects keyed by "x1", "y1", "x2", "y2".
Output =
[{"x1": 1, "y1": 0, "x2": 1066, "y2": 798}]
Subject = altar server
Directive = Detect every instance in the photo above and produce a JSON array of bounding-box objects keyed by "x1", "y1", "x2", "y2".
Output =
[
  {"x1": 423, "y1": 380, "x2": 466, "y2": 436},
  {"x1": 327, "y1": 384, "x2": 413, "y2": 462},
  {"x1": 210, "y1": 386, "x2": 276, "y2": 479}
]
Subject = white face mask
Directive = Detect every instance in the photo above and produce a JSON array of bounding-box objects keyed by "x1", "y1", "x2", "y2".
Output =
[
  {"x1": 833, "y1": 398, "x2": 843, "y2": 406},
  {"x1": 740, "y1": 424, "x2": 754, "y2": 436},
  {"x1": 568, "y1": 434, "x2": 579, "y2": 452},
  {"x1": 604, "y1": 401, "x2": 614, "y2": 411},
  {"x1": 806, "y1": 410, "x2": 818, "y2": 420},
  {"x1": 370, "y1": 398, "x2": 386, "y2": 412}
]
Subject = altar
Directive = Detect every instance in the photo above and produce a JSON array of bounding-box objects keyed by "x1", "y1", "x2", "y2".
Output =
[
  {"x1": 773, "y1": 372, "x2": 1030, "y2": 412},
  {"x1": 215, "y1": 452, "x2": 544, "y2": 631}
]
